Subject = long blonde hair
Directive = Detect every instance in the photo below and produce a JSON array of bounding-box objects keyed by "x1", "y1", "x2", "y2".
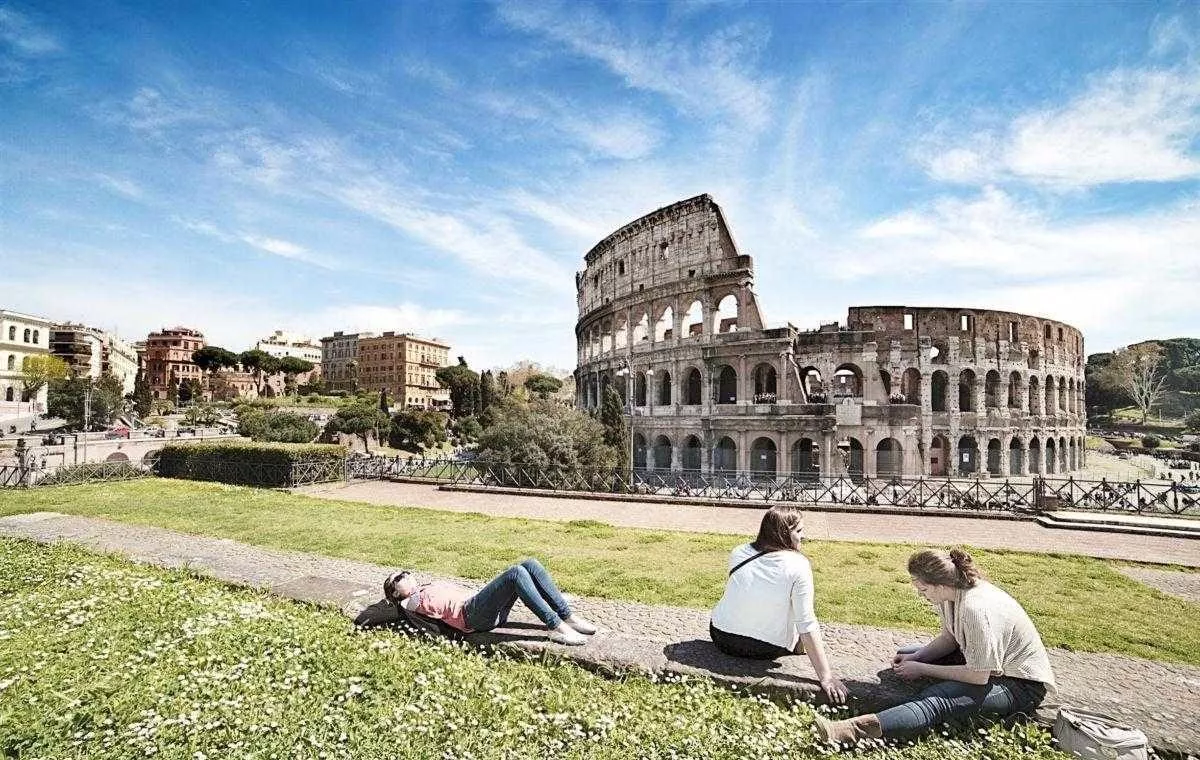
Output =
[{"x1": 907, "y1": 548, "x2": 982, "y2": 588}]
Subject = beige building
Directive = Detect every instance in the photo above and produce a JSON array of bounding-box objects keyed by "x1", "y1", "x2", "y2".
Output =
[
  {"x1": 50, "y1": 324, "x2": 139, "y2": 395},
  {"x1": 1, "y1": 308, "x2": 53, "y2": 417},
  {"x1": 357, "y1": 332, "x2": 450, "y2": 409},
  {"x1": 256, "y1": 330, "x2": 323, "y2": 364},
  {"x1": 320, "y1": 330, "x2": 374, "y2": 391},
  {"x1": 144, "y1": 326, "x2": 206, "y2": 400}
]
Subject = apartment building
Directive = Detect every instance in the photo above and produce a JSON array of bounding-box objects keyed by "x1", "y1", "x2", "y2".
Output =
[
  {"x1": 0, "y1": 308, "x2": 53, "y2": 416},
  {"x1": 50, "y1": 323, "x2": 139, "y2": 394},
  {"x1": 356, "y1": 332, "x2": 450, "y2": 409},
  {"x1": 143, "y1": 326, "x2": 206, "y2": 400},
  {"x1": 319, "y1": 330, "x2": 373, "y2": 391},
  {"x1": 256, "y1": 330, "x2": 323, "y2": 364}
]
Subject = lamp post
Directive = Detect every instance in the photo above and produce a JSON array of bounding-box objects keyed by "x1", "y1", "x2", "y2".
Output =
[{"x1": 615, "y1": 363, "x2": 633, "y2": 474}]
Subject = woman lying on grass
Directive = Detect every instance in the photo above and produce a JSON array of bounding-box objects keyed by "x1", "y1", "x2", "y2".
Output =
[
  {"x1": 815, "y1": 548, "x2": 1056, "y2": 746},
  {"x1": 709, "y1": 505, "x2": 849, "y2": 704},
  {"x1": 383, "y1": 558, "x2": 598, "y2": 646}
]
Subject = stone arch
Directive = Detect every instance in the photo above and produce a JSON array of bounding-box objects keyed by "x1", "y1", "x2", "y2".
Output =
[
  {"x1": 683, "y1": 367, "x2": 702, "y2": 405},
  {"x1": 1044, "y1": 375, "x2": 1055, "y2": 414},
  {"x1": 142, "y1": 449, "x2": 161, "y2": 465},
  {"x1": 658, "y1": 371, "x2": 672, "y2": 405},
  {"x1": 958, "y1": 369, "x2": 977, "y2": 412},
  {"x1": 876, "y1": 438, "x2": 903, "y2": 479},
  {"x1": 716, "y1": 365, "x2": 737, "y2": 404},
  {"x1": 1059, "y1": 435, "x2": 1068, "y2": 472},
  {"x1": 801, "y1": 367, "x2": 824, "y2": 401},
  {"x1": 1058, "y1": 377, "x2": 1067, "y2": 413},
  {"x1": 930, "y1": 340, "x2": 948, "y2": 364},
  {"x1": 902, "y1": 368, "x2": 921, "y2": 405},
  {"x1": 958, "y1": 435, "x2": 979, "y2": 474},
  {"x1": 713, "y1": 294, "x2": 740, "y2": 333},
  {"x1": 750, "y1": 437, "x2": 778, "y2": 478},
  {"x1": 833, "y1": 363, "x2": 863, "y2": 398},
  {"x1": 1007, "y1": 371, "x2": 1022, "y2": 409},
  {"x1": 1028, "y1": 436, "x2": 1042, "y2": 474},
  {"x1": 1009, "y1": 436, "x2": 1024, "y2": 475},
  {"x1": 683, "y1": 300, "x2": 704, "y2": 337},
  {"x1": 1068, "y1": 437, "x2": 1077, "y2": 470},
  {"x1": 1045, "y1": 437, "x2": 1056, "y2": 474},
  {"x1": 930, "y1": 434, "x2": 949, "y2": 476},
  {"x1": 713, "y1": 436, "x2": 738, "y2": 474},
  {"x1": 105, "y1": 452, "x2": 129, "y2": 462},
  {"x1": 986, "y1": 438, "x2": 1002, "y2": 475},
  {"x1": 931, "y1": 370, "x2": 949, "y2": 412},
  {"x1": 634, "y1": 372, "x2": 647, "y2": 407},
  {"x1": 600, "y1": 319, "x2": 613, "y2": 354},
  {"x1": 614, "y1": 316, "x2": 628, "y2": 350},
  {"x1": 652, "y1": 435, "x2": 673, "y2": 471},
  {"x1": 1028, "y1": 375, "x2": 1040, "y2": 414},
  {"x1": 790, "y1": 438, "x2": 818, "y2": 480},
  {"x1": 631, "y1": 312, "x2": 650, "y2": 344},
  {"x1": 654, "y1": 305, "x2": 675, "y2": 342},
  {"x1": 682, "y1": 435, "x2": 702, "y2": 471},
  {"x1": 633, "y1": 433, "x2": 648, "y2": 471},
  {"x1": 752, "y1": 363, "x2": 777, "y2": 402},
  {"x1": 844, "y1": 437, "x2": 864, "y2": 478},
  {"x1": 985, "y1": 370, "x2": 1001, "y2": 408}
]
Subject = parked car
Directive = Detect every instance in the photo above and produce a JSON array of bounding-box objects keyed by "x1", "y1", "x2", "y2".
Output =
[{"x1": 104, "y1": 426, "x2": 131, "y2": 439}]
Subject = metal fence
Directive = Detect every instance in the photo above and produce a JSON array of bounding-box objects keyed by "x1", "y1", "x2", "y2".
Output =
[
  {"x1": 345, "y1": 456, "x2": 1200, "y2": 517},
  {"x1": 0, "y1": 454, "x2": 344, "y2": 489},
  {"x1": 0, "y1": 460, "x2": 155, "y2": 488}
]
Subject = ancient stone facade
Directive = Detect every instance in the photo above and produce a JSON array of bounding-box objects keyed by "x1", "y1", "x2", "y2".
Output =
[{"x1": 574, "y1": 195, "x2": 1087, "y2": 479}]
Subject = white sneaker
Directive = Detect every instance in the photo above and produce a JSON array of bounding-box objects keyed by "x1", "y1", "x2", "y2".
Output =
[
  {"x1": 549, "y1": 627, "x2": 588, "y2": 646},
  {"x1": 564, "y1": 615, "x2": 597, "y2": 635}
]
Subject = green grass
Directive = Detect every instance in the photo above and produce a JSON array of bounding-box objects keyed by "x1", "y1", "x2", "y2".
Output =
[
  {"x1": 0, "y1": 538, "x2": 1069, "y2": 760},
  {"x1": 3, "y1": 480, "x2": 1199, "y2": 666}
]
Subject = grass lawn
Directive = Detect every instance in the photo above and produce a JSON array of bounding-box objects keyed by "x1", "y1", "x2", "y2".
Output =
[
  {"x1": 2, "y1": 480, "x2": 1199, "y2": 667},
  {"x1": 0, "y1": 538, "x2": 1069, "y2": 760}
]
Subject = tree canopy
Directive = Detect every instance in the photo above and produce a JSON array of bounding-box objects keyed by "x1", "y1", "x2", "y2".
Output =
[
  {"x1": 436, "y1": 357, "x2": 480, "y2": 417},
  {"x1": 20, "y1": 355, "x2": 69, "y2": 400},
  {"x1": 523, "y1": 372, "x2": 564, "y2": 400}
]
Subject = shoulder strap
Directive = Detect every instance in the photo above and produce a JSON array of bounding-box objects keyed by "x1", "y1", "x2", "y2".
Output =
[{"x1": 729, "y1": 549, "x2": 771, "y2": 576}]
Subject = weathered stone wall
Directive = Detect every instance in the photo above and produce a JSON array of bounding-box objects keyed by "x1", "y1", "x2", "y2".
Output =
[{"x1": 575, "y1": 195, "x2": 1087, "y2": 479}]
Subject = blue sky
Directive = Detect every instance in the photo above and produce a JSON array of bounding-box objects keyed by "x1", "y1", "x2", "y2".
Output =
[{"x1": 1, "y1": 1, "x2": 1197, "y2": 371}]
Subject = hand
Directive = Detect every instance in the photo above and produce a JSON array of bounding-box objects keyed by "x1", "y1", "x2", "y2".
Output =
[
  {"x1": 819, "y1": 675, "x2": 848, "y2": 704},
  {"x1": 892, "y1": 651, "x2": 918, "y2": 666},
  {"x1": 892, "y1": 659, "x2": 926, "y2": 680}
]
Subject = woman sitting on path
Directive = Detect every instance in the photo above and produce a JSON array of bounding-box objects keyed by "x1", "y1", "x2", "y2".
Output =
[
  {"x1": 709, "y1": 505, "x2": 849, "y2": 704},
  {"x1": 383, "y1": 558, "x2": 597, "y2": 646},
  {"x1": 815, "y1": 548, "x2": 1056, "y2": 745}
]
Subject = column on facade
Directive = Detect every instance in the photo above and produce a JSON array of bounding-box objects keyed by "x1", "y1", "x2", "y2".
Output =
[
  {"x1": 863, "y1": 432, "x2": 877, "y2": 478},
  {"x1": 737, "y1": 355, "x2": 748, "y2": 405},
  {"x1": 736, "y1": 429, "x2": 749, "y2": 473},
  {"x1": 820, "y1": 431, "x2": 834, "y2": 478},
  {"x1": 999, "y1": 437, "x2": 1011, "y2": 479},
  {"x1": 920, "y1": 427, "x2": 933, "y2": 477}
]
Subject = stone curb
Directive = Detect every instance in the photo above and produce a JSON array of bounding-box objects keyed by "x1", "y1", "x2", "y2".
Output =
[{"x1": 1, "y1": 512, "x2": 1196, "y2": 757}]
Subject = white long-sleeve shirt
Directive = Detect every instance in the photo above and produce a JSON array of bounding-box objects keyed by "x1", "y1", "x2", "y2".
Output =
[{"x1": 710, "y1": 543, "x2": 820, "y2": 650}]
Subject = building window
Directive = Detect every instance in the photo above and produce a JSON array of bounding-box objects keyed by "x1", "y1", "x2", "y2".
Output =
[
  {"x1": 6, "y1": 355, "x2": 13, "y2": 370},
  {"x1": 1009, "y1": 321, "x2": 1018, "y2": 341},
  {"x1": 903, "y1": 313, "x2": 914, "y2": 331},
  {"x1": 6, "y1": 326, "x2": 13, "y2": 340},
  {"x1": 23, "y1": 329, "x2": 30, "y2": 342},
  {"x1": 959, "y1": 315, "x2": 972, "y2": 331},
  {"x1": 32, "y1": 330, "x2": 38, "y2": 344}
]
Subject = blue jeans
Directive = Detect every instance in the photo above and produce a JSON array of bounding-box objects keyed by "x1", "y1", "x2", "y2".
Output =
[
  {"x1": 876, "y1": 676, "x2": 1047, "y2": 736},
  {"x1": 462, "y1": 559, "x2": 571, "y2": 632}
]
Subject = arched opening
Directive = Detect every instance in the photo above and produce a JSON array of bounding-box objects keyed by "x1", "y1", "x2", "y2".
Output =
[
  {"x1": 653, "y1": 435, "x2": 672, "y2": 471},
  {"x1": 631, "y1": 313, "x2": 650, "y2": 344},
  {"x1": 633, "y1": 433, "x2": 648, "y2": 471},
  {"x1": 614, "y1": 317, "x2": 628, "y2": 350},
  {"x1": 930, "y1": 434, "x2": 949, "y2": 476},
  {"x1": 682, "y1": 435, "x2": 702, "y2": 471},
  {"x1": 614, "y1": 372, "x2": 627, "y2": 406},
  {"x1": 1068, "y1": 438, "x2": 1077, "y2": 470},
  {"x1": 683, "y1": 300, "x2": 704, "y2": 337},
  {"x1": 658, "y1": 371, "x2": 672, "y2": 405},
  {"x1": 801, "y1": 368, "x2": 824, "y2": 402},
  {"x1": 833, "y1": 364, "x2": 863, "y2": 398},
  {"x1": 958, "y1": 435, "x2": 979, "y2": 475},
  {"x1": 1009, "y1": 437, "x2": 1024, "y2": 475},
  {"x1": 902, "y1": 368, "x2": 921, "y2": 405},
  {"x1": 1058, "y1": 378, "x2": 1067, "y2": 413},
  {"x1": 986, "y1": 438, "x2": 1002, "y2": 476},
  {"x1": 4, "y1": 387, "x2": 13, "y2": 402},
  {"x1": 750, "y1": 437, "x2": 778, "y2": 479},
  {"x1": 713, "y1": 436, "x2": 737, "y2": 474},
  {"x1": 1059, "y1": 436, "x2": 1068, "y2": 472},
  {"x1": 752, "y1": 363, "x2": 777, "y2": 403},
  {"x1": 985, "y1": 371, "x2": 1001, "y2": 408},
  {"x1": 1028, "y1": 376, "x2": 1040, "y2": 414},
  {"x1": 634, "y1": 373, "x2": 647, "y2": 407},
  {"x1": 1029, "y1": 437, "x2": 1042, "y2": 474},
  {"x1": 1045, "y1": 438, "x2": 1056, "y2": 474},
  {"x1": 142, "y1": 449, "x2": 161, "y2": 465},
  {"x1": 931, "y1": 371, "x2": 949, "y2": 412},
  {"x1": 23, "y1": 328, "x2": 30, "y2": 342},
  {"x1": 845, "y1": 438, "x2": 864, "y2": 479},
  {"x1": 790, "y1": 438, "x2": 818, "y2": 481},
  {"x1": 600, "y1": 320, "x2": 612, "y2": 354},
  {"x1": 716, "y1": 366, "x2": 737, "y2": 404},
  {"x1": 930, "y1": 341, "x2": 948, "y2": 364},
  {"x1": 1008, "y1": 371, "x2": 1022, "y2": 409},
  {"x1": 879, "y1": 369, "x2": 893, "y2": 399},
  {"x1": 958, "y1": 369, "x2": 977, "y2": 412},
  {"x1": 876, "y1": 438, "x2": 903, "y2": 479},
  {"x1": 654, "y1": 306, "x2": 674, "y2": 342},
  {"x1": 713, "y1": 294, "x2": 739, "y2": 333},
  {"x1": 1044, "y1": 376, "x2": 1055, "y2": 415},
  {"x1": 683, "y1": 368, "x2": 702, "y2": 405},
  {"x1": 105, "y1": 452, "x2": 129, "y2": 462}
]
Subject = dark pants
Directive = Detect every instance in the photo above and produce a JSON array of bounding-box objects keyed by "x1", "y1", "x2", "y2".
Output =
[
  {"x1": 709, "y1": 622, "x2": 794, "y2": 660},
  {"x1": 463, "y1": 559, "x2": 571, "y2": 632},
  {"x1": 878, "y1": 645, "x2": 1047, "y2": 736}
]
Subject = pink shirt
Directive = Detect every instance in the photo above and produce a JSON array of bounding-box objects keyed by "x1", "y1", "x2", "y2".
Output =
[{"x1": 408, "y1": 582, "x2": 473, "y2": 632}]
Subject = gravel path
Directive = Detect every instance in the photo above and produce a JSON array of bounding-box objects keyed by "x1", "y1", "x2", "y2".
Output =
[
  {"x1": 1, "y1": 512, "x2": 1196, "y2": 756},
  {"x1": 1118, "y1": 566, "x2": 1200, "y2": 604}
]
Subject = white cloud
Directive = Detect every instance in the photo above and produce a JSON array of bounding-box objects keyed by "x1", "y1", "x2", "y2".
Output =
[
  {"x1": 495, "y1": 1, "x2": 775, "y2": 133},
  {"x1": 94, "y1": 173, "x2": 144, "y2": 199},
  {"x1": 238, "y1": 234, "x2": 341, "y2": 270},
  {"x1": 0, "y1": 7, "x2": 60, "y2": 56},
  {"x1": 922, "y1": 64, "x2": 1200, "y2": 188}
]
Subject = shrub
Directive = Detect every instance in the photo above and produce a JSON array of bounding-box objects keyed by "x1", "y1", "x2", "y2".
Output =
[
  {"x1": 476, "y1": 398, "x2": 620, "y2": 486},
  {"x1": 389, "y1": 409, "x2": 449, "y2": 452},
  {"x1": 155, "y1": 442, "x2": 346, "y2": 487},
  {"x1": 1141, "y1": 435, "x2": 1161, "y2": 449},
  {"x1": 1185, "y1": 409, "x2": 1200, "y2": 432},
  {"x1": 238, "y1": 409, "x2": 320, "y2": 443}
]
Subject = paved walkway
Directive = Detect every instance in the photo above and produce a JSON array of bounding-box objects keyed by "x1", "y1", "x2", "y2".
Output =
[
  {"x1": 296, "y1": 481, "x2": 1200, "y2": 568},
  {"x1": 1, "y1": 512, "x2": 1196, "y2": 755}
]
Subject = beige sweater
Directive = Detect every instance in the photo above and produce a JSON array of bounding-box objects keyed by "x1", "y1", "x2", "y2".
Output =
[{"x1": 938, "y1": 581, "x2": 1056, "y2": 688}]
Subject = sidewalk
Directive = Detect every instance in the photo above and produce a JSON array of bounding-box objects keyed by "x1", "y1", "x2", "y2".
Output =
[
  {"x1": 297, "y1": 481, "x2": 1200, "y2": 568},
  {"x1": 1, "y1": 511, "x2": 1196, "y2": 756}
]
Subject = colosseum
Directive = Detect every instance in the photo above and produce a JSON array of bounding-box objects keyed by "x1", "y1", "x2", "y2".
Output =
[{"x1": 574, "y1": 194, "x2": 1087, "y2": 481}]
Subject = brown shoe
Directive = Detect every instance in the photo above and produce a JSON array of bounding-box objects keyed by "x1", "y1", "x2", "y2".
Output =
[{"x1": 815, "y1": 713, "x2": 882, "y2": 747}]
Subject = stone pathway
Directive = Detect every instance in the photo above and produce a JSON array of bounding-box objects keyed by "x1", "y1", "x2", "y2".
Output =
[
  {"x1": 296, "y1": 481, "x2": 1200, "y2": 567},
  {"x1": 1, "y1": 512, "x2": 1197, "y2": 756},
  {"x1": 1117, "y1": 566, "x2": 1200, "y2": 605}
]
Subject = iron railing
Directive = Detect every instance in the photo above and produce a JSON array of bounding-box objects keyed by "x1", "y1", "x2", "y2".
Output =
[
  {"x1": 0, "y1": 460, "x2": 155, "y2": 488},
  {"x1": 345, "y1": 456, "x2": 1199, "y2": 516},
  {"x1": 1, "y1": 454, "x2": 343, "y2": 489}
]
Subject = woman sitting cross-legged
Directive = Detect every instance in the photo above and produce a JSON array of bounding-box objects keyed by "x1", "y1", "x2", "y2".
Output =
[
  {"x1": 709, "y1": 505, "x2": 849, "y2": 704},
  {"x1": 382, "y1": 558, "x2": 597, "y2": 646},
  {"x1": 815, "y1": 548, "x2": 1056, "y2": 745}
]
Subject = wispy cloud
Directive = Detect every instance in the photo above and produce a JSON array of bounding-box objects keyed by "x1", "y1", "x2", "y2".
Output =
[
  {"x1": 921, "y1": 64, "x2": 1200, "y2": 188},
  {"x1": 238, "y1": 234, "x2": 342, "y2": 270},
  {"x1": 94, "y1": 173, "x2": 144, "y2": 199},
  {"x1": 0, "y1": 7, "x2": 60, "y2": 56}
]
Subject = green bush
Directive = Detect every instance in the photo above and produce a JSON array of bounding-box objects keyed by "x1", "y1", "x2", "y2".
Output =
[
  {"x1": 1141, "y1": 435, "x2": 1160, "y2": 449},
  {"x1": 237, "y1": 408, "x2": 320, "y2": 443},
  {"x1": 155, "y1": 442, "x2": 346, "y2": 487}
]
